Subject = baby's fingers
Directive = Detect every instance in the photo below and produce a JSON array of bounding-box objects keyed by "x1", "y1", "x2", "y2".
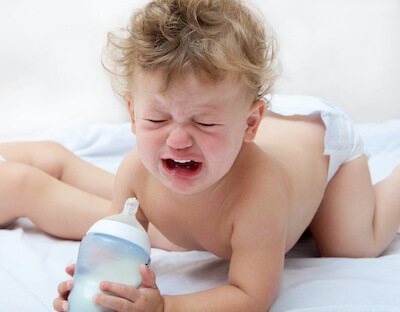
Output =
[
  {"x1": 53, "y1": 298, "x2": 70, "y2": 312},
  {"x1": 58, "y1": 279, "x2": 73, "y2": 299},
  {"x1": 65, "y1": 264, "x2": 76, "y2": 277},
  {"x1": 53, "y1": 280, "x2": 73, "y2": 311}
]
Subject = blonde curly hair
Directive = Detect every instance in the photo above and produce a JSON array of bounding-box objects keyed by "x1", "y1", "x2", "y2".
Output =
[{"x1": 102, "y1": 0, "x2": 279, "y2": 103}]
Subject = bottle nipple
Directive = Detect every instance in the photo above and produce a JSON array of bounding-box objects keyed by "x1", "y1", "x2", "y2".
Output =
[
  {"x1": 123, "y1": 197, "x2": 139, "y2": 216},
  {"x1": 98, "y1": 197, "x2": 145, "y2": 232}
]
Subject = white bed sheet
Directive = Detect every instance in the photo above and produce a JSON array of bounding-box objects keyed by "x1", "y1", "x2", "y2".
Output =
[{"x1": 0, "y1": 118, "x2": 400, "y2": 312}]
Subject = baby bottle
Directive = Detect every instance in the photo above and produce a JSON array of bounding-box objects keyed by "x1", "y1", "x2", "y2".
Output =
[{"x1": 68, "y1": 197, "x2": 151, "y2": 312}]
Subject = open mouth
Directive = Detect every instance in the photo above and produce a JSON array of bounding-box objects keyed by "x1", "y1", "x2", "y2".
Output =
[{"x1": 162, "y1": 159, "x2": 202, "y2": 177}]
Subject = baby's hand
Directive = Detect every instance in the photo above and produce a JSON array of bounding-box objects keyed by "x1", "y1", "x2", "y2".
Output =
[
  {"x1": 53, "y1": 264, "x2": 75, "y2": 312},
  {"x1": 93, "y1": 264, "x2": 164, "y2": 312}
]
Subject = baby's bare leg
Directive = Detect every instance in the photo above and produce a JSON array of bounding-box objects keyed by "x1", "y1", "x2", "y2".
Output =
[
  {"x1": 309, "y1": 155, "x2": 400, "y2": 257},
  {"x1": 0, "y1": 141, "x2": 114, "y2": 238},
  {"x1": 0, "y1": 161, "x2": 111, "y2": 239},
  {"x1": 0, "y1": 141, "x2": 114, "y2": 200}
]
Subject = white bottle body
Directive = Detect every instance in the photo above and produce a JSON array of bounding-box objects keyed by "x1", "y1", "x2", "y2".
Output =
[{"x1": 68, "y1": 232, "x2": 150, "y2": 312}]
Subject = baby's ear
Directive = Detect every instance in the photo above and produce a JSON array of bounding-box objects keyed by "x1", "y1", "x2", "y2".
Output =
[
  {"x1": 125, "y1": 93, "x2": 136, "y2": 134},
  {"x1": 243, "y1": 99, "x2": 265, "y2": 142}
]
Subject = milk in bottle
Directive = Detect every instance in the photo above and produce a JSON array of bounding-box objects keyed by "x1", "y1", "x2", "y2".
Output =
[{"x1": 68, "y1": 198, "x2": 151, "y2": 312}]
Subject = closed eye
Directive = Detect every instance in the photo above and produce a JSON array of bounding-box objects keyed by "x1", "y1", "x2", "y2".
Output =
[
  {"x1": 146, "y1": 119, "x2": 167, "y2": 123},
  {"x1": 196, "y1": 122, "x2": 216, "y2": 127}
]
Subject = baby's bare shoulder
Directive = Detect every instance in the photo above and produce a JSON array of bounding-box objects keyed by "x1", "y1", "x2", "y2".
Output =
[
  {"x1": 115, "y1": 148, "x2": 151, "y2": 195},
  {"x1": 119, "y1": 149, "x2": 147, "y2": 175},
  {"x1": 234, "y1": 143, "x2": 295, "y2": 201},
  {"x1": 228, "y1": 144, "x2": 295, "y2": 227}
]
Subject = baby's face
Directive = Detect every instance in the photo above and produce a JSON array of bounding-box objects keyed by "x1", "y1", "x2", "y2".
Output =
[{"x1": 128, "y1": 69, "x2": 255, "y2": 195}]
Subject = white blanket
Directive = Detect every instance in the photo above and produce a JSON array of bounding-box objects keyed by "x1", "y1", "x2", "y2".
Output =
[{"x1": 0, "y1": 119, "x2": 399, "y2": 312}]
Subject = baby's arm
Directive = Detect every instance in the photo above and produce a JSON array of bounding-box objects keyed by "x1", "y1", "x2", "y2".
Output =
[
  {"x1": 162, "y1": 202, "x2": 287, "y2": 312},
  {"x1": 226, "y1": 205, "x2": 286, "y2": 311}
]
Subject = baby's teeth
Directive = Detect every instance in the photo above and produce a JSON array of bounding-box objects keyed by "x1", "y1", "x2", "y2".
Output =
[{"x1": 174, "y1": 159, "x2": 191, "y2": 163}]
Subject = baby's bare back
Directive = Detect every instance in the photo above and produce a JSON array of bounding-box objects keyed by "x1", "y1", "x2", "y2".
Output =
[{"x1": 254, "y1": 112, "x2": 329, "y2": 250}]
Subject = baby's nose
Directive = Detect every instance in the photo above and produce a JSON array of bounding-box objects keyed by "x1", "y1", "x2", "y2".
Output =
[{"x1": 166, "y1": 127, "x2": 193, "y2": 150}]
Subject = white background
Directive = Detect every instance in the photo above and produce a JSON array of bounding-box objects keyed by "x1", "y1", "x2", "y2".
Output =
[{"x1": 0, "y1": 0, "x2": 399, "y2": 138}]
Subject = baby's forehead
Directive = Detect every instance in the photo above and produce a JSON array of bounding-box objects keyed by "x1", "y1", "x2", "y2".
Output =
[
  {"x1": 133, "y1": 68, "x2": 256, "y2": 111},
  {"x1": 135, "y1": 67, "x2": 247, "y2": 94}
]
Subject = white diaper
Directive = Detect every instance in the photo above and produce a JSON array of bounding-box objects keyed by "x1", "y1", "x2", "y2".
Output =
[
  {"x1": 268, "y1": 95, "x2": 366, "y2": 184},
  {"x1": 0, "y1": 154, "x2": 6, "y2": 162}
]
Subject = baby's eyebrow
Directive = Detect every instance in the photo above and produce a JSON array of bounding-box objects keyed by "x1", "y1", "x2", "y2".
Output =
[
  {"x1": 190, "y1": 104, "x2": 226, "y2": 120},
  {"x1": 144, "y1": 96, "x2": 169, "y2": 110},
  {"x1": 195, "y1": 109, "x2": 222, "y2": 118}
]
